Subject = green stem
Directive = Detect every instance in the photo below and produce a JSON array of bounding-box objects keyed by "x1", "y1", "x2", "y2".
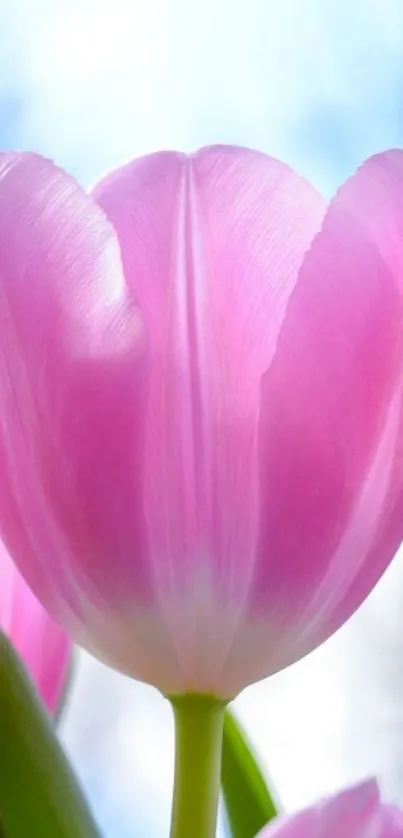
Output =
[{"x1": 168, "y1": 695, "x2": 227, "y2": 838}]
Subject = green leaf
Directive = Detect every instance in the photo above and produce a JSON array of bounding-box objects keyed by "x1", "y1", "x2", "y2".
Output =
[
  {"x1": 55, "y1": 650, "x2": 77, "y2": 726},
  {"x1": 0, "y1": 630, "x2": 100, "y2": 838},
  {"x1": 221, "y1": 708, "x2": 279, "y2": 838}
]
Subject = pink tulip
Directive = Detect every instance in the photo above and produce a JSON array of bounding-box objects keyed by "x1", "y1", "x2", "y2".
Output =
[
  {"x1": 0, "y1": 146, "x2": 401, "y2": 697},
  {"x1": 0, "y1": 543, "x2": 70, "y2": 713},
  {"x1": 256, "y1": 780, "x2": 403, "y2": 837}
]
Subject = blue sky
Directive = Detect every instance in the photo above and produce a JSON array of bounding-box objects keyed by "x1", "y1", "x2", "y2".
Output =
[
  {"x1": 1, "y1": 0, "x2": 402, "y2": 192},
  {"x1": 2, "y1": 1, "x2": 403, "y2": 836}
]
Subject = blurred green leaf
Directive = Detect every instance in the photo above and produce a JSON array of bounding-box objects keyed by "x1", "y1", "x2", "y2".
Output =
[
  {"x1": 221, "y1": 708, "x2": 279, "y2": 838},
  {"x1": 0, "y1": 630, "x2": 100, "y2": 838},
  {"x1": 55, "y1": 649, "x2": 77, "y2": 726}
]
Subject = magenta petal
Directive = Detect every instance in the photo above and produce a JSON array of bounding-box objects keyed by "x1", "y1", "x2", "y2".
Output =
[
  {"x1": 0, "y1": 153, "x2": 146, "y2": 620},
  {"x1": 0, "y1": 543, "x2": 70, "y2": 713},
  {"x1": 237, "y1": 151, "x2": 403, "y2": 687},
  {"x1": 383, "y1": 807, "x2": 403, "y2": 836},
  {"x1": 258, "y1": 780, "x2": 403, "y2": 838},
  {"x1": 93, "y1": 146, "x2": 324, "y2": 686}
]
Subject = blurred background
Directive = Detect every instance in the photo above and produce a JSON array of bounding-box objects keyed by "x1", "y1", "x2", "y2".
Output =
[{"x1": 1, "y1": 0, "x2": 403, "y2": 835}]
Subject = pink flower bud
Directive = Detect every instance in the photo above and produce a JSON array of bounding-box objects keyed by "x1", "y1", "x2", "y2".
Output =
[
  {"x1": 0, "y1": 147, "x2": 401, "y2": 697},
  {"x1": 257, "y1": 780, "x2": 403, "y2": 837}
]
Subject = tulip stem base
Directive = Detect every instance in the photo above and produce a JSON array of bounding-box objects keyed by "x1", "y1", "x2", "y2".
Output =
[{"x1": 168, "y1": 694, "x2": 227, "y2": 838}]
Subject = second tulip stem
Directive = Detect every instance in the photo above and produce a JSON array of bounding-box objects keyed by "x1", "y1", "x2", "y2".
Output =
[{"x1": 168, "y1": 694, "x2": 226, "y2": 838}]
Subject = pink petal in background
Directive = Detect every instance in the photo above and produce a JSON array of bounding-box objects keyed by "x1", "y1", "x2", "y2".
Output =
[
  {"x1": 0, "y1": 542, "x2": 70, "y2": 713},
  {"x1": 257, "y1": 780, "x2": 403, "y2": 837}
]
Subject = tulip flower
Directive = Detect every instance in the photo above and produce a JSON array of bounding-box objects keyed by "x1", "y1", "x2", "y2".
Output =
[
  {"x1": 0, "y1": 146, "x2": 402, "y2": 837},
  {"x1": 0, "y1": 543, "x2": 70, "y2": 714},
  {"x1": 256, "y1": 780, "x2": 403, "y2": 837},
  {"x1": 0, "y1": 144, "x2": 401, "y2": 698}
]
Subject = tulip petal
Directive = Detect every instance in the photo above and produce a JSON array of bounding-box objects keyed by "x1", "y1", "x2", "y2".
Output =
[
  {"x1": 383, "y1": 806, "x2": 403, "y2": 836},
  {"x1": 8, "y1": 568, "x2": 70, "y2": 712},
  {"x1": 0, "y1": 153, "x2": 146, "y2": 625},
  {"x1": 245, "y1": 151, "x2": 403, "y2": 679},
  {"x1": 93, "y1": 146, "x2": 325, "y2": 687},
  {"x1": 258, "y1": 780, "x2": 387, "y2": 837}
]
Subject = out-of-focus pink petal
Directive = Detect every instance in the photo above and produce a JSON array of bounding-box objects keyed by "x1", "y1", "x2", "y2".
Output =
[
  {"x1": 93, "y1": 146, "x2": 325, "y2": 686},
  {"x1": 382, "y1": 806, "x2": 403, "y2": 836},
  {"x1": 258, "y1": 780, "x2": 403, "y2": 837},
  {"x1": 0, "y1": 153, "x2": 146, "y2": 627},
  {"x1": 0, "y1": 543, "x2": 70, "y2": 712}
]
